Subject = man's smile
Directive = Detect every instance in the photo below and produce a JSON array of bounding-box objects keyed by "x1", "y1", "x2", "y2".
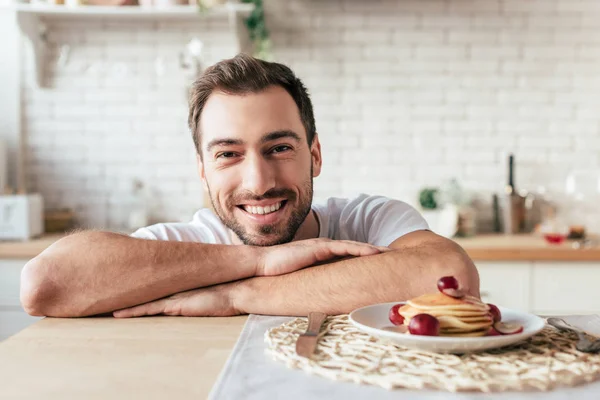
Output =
[{"x1": 236, "y1": 200, "x2": 289, "y2": 224}]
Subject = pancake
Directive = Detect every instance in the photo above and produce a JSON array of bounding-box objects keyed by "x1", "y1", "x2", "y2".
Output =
[
  {"x1": 394, "y1": 292, "x2": 494, "y2": 337},
  {"x1": 407, "y1": 293, "x2": 489, "y2": 312},
  {"x1": 436, "y1": 315, "x2": 493, "y2": 331},
  {"x1": 439, "y1": 328, "x2": 490, "y2": 337},
  {"x1": 401, "y1": 311, "x2": 492, "y2": 325},
  {"x1": 399, "y1": 304, "x2": 489, "y2": 319}
]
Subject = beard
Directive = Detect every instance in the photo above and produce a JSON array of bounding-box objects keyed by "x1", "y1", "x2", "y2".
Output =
[{"x1": 207, "y1": 169, "x2": 314, "y2": 246}]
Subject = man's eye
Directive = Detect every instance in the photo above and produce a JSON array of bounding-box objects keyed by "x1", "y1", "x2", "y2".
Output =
[
  {"x1": 216, "y1": 152, "x2": 237, "y2": 159},
  {"x1": 271, "y1": 145, "x2": 291, "y2": 154}
]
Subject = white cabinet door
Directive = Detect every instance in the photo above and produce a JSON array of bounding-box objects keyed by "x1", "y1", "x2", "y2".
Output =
[
  {"x1": 532, "y1": 262, "x2": 600, "y2": 315},
  {"x1": 0, "y1": 307, "x2": 40, "y2": 341},
  {"x1": 0, "y1": 259, "x2": 41, "y2": 341},
  {"x1": 475, "y1": 261, "x2": 532, "y2": 312},
  {"x1": 0, "y1": 259, "x2": 28, "y2": 306}
]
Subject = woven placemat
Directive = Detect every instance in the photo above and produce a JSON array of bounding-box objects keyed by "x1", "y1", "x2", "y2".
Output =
[{"x1": 265, "y1": 315, "x2": 600, "y2": 392}]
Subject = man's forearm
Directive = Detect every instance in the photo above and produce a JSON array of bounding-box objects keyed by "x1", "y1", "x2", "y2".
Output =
[
  {"x1": 232, "y1": 240, "x2": 479, "y2": 316},
  {"x1": 21, "y1": 231, "x2": 258, "y2": 317}
]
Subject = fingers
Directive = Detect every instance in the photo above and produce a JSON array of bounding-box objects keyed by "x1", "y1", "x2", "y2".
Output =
[
  {"x1": 330, "y1": 240, "x2": 387, "y2": 257},
  {"x1": 113, "y1": 298, "x2": 168, "y2": 318}
]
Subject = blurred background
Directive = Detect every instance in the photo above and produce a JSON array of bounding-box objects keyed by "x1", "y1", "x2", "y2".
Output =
[
  {"x1": 2, "y1": 0, "x2": 600, "y2": 337},
  {"x1": 1, "y1": 0, "x2": 599, "y2": 235}
]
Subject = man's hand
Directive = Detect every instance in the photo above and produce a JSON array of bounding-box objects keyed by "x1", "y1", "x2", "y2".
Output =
[
  {"x1": 112, "y1": 284, "x2": 238, "y2": 318},
  {"x1": 257, "y1": 238, "x2": 389, "y2": 276},
  {"x1": 113, "y1": 238, "x2": 388, "y2": 318}
]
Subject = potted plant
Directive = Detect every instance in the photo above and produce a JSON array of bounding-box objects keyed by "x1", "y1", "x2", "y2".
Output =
[
  {"x1": 418, "y1": 186, "x2": 459, "y2": 238},
  {"x1": 197, "y1": 0, "x2": 271, "y2": 59}
]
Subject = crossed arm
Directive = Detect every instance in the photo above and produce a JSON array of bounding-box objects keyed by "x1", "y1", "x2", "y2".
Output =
[
  {"x1": 20, "y1": 227, "x2": 478, "y2": 318},
  {"x1": 112, "y1": 230, "x2": 479, "y2": 318}
]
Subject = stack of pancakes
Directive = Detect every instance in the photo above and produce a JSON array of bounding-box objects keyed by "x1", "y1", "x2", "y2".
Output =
[{"x1": 398, "y1": 292, "x2": 493, "y2": 337}]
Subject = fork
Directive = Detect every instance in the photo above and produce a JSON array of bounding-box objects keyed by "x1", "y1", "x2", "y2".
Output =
[{"x1": 547, "y1": 317, "x2": 600, "y2": 353}]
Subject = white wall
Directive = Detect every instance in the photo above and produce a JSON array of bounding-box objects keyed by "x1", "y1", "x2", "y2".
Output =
[
  {"x1": 22, "y1": 16, "x2": 238, "y2": 228},
  {"x1": 21, "y1": 0, "x2": 600, "y2": 231},
  {"x1": 0, "y1": 11, "x2": 23, "y2": 193}
]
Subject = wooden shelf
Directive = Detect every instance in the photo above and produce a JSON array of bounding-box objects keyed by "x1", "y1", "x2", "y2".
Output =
[
  {"x1": 11, "y1": 3, "x2": 254, "y2": 18},
  {"x1": 7, "y1": 2, "x2": 255, "y2": 87}
]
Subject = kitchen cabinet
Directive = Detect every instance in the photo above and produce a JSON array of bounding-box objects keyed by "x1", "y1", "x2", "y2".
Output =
[
  {"x1": 476, "y1": 261, "x2": 531, "y2": 311},
  {"x1": 532, "y1": 262, "x2": 600, "y2": 315},
  {"x1": 0, "y1": 259, "x2": 41, "y2": 341},
  {"x1": 475, "y1": 260, "x2": 600, "y2": 315}
]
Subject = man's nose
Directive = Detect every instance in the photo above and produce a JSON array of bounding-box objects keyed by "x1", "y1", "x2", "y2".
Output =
[{"x1": 241, "y1": 154, "x2": 276, "y2": 196}]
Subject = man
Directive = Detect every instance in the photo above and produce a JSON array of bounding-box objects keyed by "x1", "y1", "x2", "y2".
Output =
[{"x1": 20, "y1": 54, "x2": 479, "y2": 319}]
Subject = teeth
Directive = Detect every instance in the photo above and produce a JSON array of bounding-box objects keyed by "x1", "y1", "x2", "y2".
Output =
[{"x1": 243, "y1": 202, "x2": 282, "y2": 215}]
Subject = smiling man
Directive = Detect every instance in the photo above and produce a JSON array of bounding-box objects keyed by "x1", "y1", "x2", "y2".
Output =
[{"x1": 20, "y1": 54, "x2": 479, "y2": 318}]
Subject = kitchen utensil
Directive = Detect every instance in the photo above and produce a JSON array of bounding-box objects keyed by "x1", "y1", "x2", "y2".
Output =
[
  {"x1": 0, "y1": 194, "x2": 44, "y2": 240},
  {"x1": 349, "y1": 302, "x2": 545, "y2": 354},
  {"x1": 547, "y1": 317, "x2": 600, "y2": 353},
  {"x1": 456, "y1": 205, "x2": 476, "y2": 237},
  {"x1": 492, "y1": 193, "x2": 501, "y2": 232},
  {"x1": 503, "y1": 154, "x2": 527, "y2": 234},
  {"x1": 567, "y1": 225, "x2": 586, "y2": 240},
  {"x1": 295, "y1": 312, "x2": 327, "y2": 359}
]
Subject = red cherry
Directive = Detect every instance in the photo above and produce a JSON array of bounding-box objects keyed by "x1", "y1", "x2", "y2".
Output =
[
  {"x1": 487, "y1": 327, "x2": 501, "y2": 336},
  {"x1": 487, "y1": 303, "x2": 502, "y2": 323},
  {"x1": 388, "y1": 304, "x2": 405, "y2": 326},
  {"x1": 494, "y1": 321, "x2": 524, "y2": 335},
  {"x1": 437, "y1": 276, "x2": 459, "y2": 291},
  {"x1": 408, "y1": 313, "x2": 440, "y2": 336},
  {"x1": 437, "y1": 276, "x2": 465, "y2": 299}
]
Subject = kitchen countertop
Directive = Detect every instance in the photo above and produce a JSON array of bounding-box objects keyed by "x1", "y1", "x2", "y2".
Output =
[
  {"x1": 0, "y1": 233, "x2": 65, "y2": 259},
  {"x1": 2, "y1": 233, "x2": 600, "y2": 261},
  {"x1": 0, "y1": 315, "x2": 247, "y2": 399},
  {"x1": 453, "y1": 234, "x2": 600, "y2": 261}
]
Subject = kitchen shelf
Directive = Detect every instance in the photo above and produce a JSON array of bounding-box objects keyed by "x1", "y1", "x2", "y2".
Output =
[
  {"x1": 11, "y1": 3, "x2": 254, "y2": 18},
  {"x1": 8, "y1": 2, "x2": 255, "y2": 87}
]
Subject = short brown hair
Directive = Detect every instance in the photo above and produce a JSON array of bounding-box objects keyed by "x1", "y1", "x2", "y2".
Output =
[{"x1": 188, "y1": 53, "x2": 316, "y2": 155}]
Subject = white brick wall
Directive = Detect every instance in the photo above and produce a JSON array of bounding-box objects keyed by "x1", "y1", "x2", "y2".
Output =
[
  {"x1": 21, "y1": 0, "x2": 600, "y2": 232},
  {"x1": 22, "y1": 17, "x2": 235, "y2": 228}
]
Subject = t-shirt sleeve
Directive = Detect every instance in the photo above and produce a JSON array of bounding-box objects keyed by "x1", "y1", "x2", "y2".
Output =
[
  {"x1": 130, "y1": 227, "x2": 159, "y2": 240},
  {"x1": 130, "y1": 222, "x2": 213, "y2": 243},
  {"x1": 340, "y1": 194, "x2": 429, "y2": 247}
]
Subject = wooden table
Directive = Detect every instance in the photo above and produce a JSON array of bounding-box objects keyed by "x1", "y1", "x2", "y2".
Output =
[
  {"x1": 2, "y1": 233, "x2": 600, "y2": 398},
  {"x1": 0, "y1": 315, "x2": 247, "y2": 399}
]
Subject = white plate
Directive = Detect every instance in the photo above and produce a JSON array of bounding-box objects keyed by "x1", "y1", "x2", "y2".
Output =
[{"x1": 349, "y1": 302, "x2": 546, "y2": 354}]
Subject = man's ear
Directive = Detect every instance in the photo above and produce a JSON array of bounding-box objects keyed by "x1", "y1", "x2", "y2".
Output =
[
  {"x1": 196, "y1": 153, "x2": 209, "y2": 192},
  {"x1": 310, "y1": 133, "x2": 322, "y2": 178}
]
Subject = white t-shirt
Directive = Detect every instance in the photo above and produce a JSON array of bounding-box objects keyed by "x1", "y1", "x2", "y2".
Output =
[{"x1": 131, "y1": 194, "x2": 429, "y2": 247}]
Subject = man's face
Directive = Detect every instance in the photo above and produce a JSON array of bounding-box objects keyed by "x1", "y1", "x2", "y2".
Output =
[{"x1": 197, "y1": 86, "x2": 322, "y2": 246}]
